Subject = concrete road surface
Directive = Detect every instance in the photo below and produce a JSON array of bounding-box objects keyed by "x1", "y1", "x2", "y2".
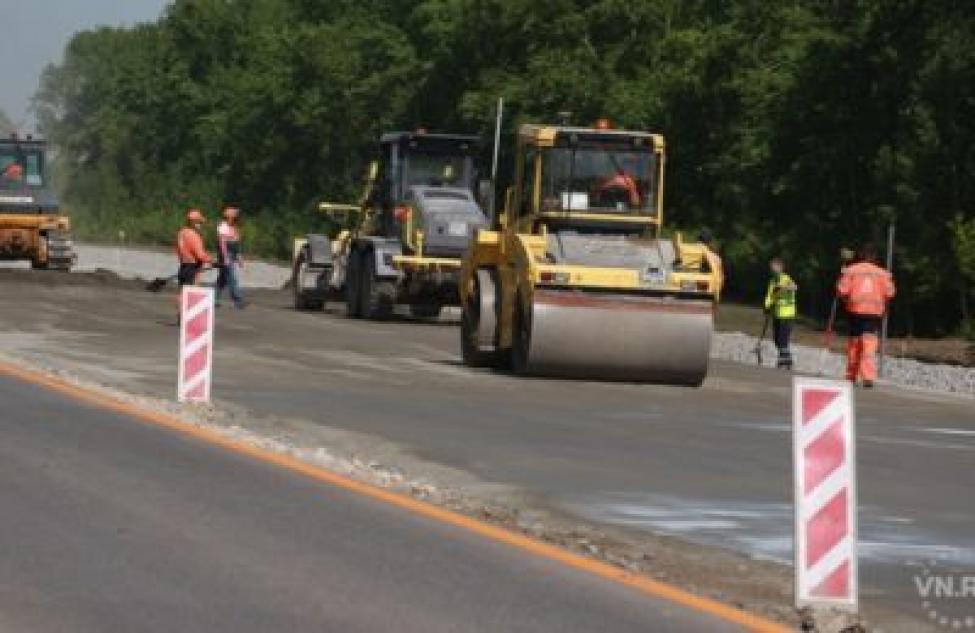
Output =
[
  {"x1": 0, "y1": 270, "x2": 972, "y2": 628},
  {"x1": 0, "y1": 373, "x2": 744, "y2": 632}
]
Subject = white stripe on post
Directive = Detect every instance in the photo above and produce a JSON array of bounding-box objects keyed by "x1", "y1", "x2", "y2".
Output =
[
  {"x1": 178, "y1": 286, "x2": 215, "y2": 403},
  {"x1": 793, "y1": 377, "x2": 858, "y2": 610}
]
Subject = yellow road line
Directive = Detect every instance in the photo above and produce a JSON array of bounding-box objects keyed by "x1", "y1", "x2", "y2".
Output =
[{"x1": 0, "y1": 361, "x2": 791, "y2": 633}]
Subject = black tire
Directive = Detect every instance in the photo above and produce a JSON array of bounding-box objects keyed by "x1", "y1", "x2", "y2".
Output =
[
  {"x1": 461, "y1": 271, "x2": 501, "y2": 367},
  {"x1": 44, "y1": 230, "x2": 75, "y2": 271},
  {"x1": 293, "y1": 249, "x2": 325, "y2": 311},
  {"x1": 345, "y1": 250, "x2": 362, "y2": 318},
  {"x1": 511, "y1": 295, "x2": 533, "y2": 375},
  {"x1": 461, "y1": 303, "x2": 497, "y2": 368},
  {"x1": 360, "y1": 252, "x2": 395, "y2": 320},
  {"x1": 410, "y1": 303, "x2": 442, "y2": 320}
]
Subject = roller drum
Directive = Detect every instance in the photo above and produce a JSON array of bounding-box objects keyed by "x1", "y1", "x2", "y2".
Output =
[{"x1": 521, "y1": 289, "x2": 713, "y2": 385}]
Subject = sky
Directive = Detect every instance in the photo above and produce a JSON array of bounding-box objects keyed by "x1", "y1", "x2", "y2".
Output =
[{"x1": 0, "y1": 0, "x2": 170, "y2": 132}]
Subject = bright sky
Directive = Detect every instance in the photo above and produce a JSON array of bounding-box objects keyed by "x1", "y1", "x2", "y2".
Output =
[{"x1": 0, "y1": 0, "x2": 170, "y2": 132}]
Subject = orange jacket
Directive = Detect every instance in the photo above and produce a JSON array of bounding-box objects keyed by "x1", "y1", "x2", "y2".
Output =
[
  {"x1": 176, "y1": 226, "x2": 211, "y2": 265},
  {"x1": 836, "y1": 261, "x2": 895, "y2": 317},
  {"x1": 601, "y1": 173, "x2": 641, "y2": 206}
]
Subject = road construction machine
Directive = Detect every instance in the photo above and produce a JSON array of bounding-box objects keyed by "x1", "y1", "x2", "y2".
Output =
[
  {"x1": 458, "y1": 122, "x2": 723, "y2": 385},
  {"x1": 292, "y1": 131, "x2": 488, "y2": 319},
  {"x1": 0, "y1": 134, "x2": 75, "y2": 270}
]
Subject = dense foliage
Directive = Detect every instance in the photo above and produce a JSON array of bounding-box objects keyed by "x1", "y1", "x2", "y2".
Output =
[{"x1": 34, "y1": 0, "x2": 975, "y2": 336}]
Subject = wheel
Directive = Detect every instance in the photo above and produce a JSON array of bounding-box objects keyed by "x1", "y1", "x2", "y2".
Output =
[
  {"x1": 511, "y1": 294, "x2": 533, "y2": 375},
  {"x1": 44, "y1": 230, "x2": 75, "y2": 271},
  {"x1": 360, "y1": 251, "x2": 395, "y2": 320},
  {"x1": 293, "y1": 249, "x2": 325, "y2": 311},
  {"x1": 345, "y1": 250, "x2": 362, "y2": 318},
  {"x1": 461, "y1": 269, "x2": 502, "y2": 367},
  {"x1": 410, "y1": 303, "x2": 442, "y2": 320}
]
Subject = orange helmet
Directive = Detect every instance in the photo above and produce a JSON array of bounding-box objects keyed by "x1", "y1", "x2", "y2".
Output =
[
  {"x1": 3, "y1": 163, "x2": 23, "y2": 180},
  {"x1": 186, "y1": 208, "x2": 206, "y2": 224},
  {"x1": 222, "y1": 206, "x2": 239, "y2": 221}
]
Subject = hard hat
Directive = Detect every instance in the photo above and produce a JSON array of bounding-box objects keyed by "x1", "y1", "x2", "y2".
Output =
[
  {"x1": 222, "y1": 206, "x2": 239, "y2": 220},
  {"x1": 186, "y1": 208, "x2": 206, "y2": 223},
  {"x1": 4, "y1": 163, "x2": 23, "y2": 179}
]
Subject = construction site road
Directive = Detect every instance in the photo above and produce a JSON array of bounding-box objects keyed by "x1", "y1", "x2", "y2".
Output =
[
  {"x1": 0, "y1": 371, "x2": 744, "y2": 633},
  {"x1": 1, "y1": 269, "x2": 972, "y2": 629}
]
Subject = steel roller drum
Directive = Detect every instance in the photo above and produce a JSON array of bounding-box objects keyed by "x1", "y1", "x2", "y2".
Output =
[{"x1": 523, "y1": 289, "x2": 714, "y2": 385}]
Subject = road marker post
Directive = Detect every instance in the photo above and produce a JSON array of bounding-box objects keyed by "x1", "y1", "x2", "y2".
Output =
[
  {"x1": 178, "y1": 286, "x2": 215, "y2": 403},
  {"x1": 793, "y1": 377, "x2": 858, "y2": 611}
]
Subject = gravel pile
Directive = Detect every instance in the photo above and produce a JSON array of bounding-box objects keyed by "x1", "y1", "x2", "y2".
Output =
[
  {"x1": 74, "y1": 243, "x2": 292, "y2": 289},
  {"x1": 712, "y1": 331, "x2": 975, "y2": 397}
]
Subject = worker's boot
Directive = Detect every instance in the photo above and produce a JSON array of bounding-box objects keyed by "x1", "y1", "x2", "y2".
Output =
[{"x1": 777, "y1": 349, "x2": 794, "y2": 371}]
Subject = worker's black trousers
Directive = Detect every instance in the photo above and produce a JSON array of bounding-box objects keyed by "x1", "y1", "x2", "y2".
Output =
[{"x1": 773, "y1": 318, "x2": 794, "y2": 369}]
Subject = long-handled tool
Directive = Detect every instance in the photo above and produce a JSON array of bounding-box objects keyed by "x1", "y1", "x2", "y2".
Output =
[
  {"x1": 754, "y1": 312, "x2": 771, "y2": 366},
  {"x1": 145, "y1": 264, "x2": 220, "y2": 293},
  {"x1": 145, "y1": 274, "x2": 178, "y2": 292},
  {"x1": 817, "y1": 296, "x2": 839, "y2": 376}
]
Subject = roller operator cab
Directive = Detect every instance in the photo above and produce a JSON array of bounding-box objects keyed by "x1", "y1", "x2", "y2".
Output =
[
  {"x1": 459, "y1": 123, "x2": 723, "y2": 385},
  {"x1": 0, "y1": 135, "x2": 75, "y2": 270},
  {"x1": 293, "y1": 131, "x2": 488, "y2": 319}
]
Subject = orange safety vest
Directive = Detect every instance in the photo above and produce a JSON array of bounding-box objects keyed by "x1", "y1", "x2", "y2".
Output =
[
  {"x1": 602, "y1": 173, "x2": 640, "y2": 206},
  {"x1": 176, "y1": 226, "x2": 211, "y2": 265},
  {"x1": 836, "y1": 261, "x2": 895, "y2": 317}
]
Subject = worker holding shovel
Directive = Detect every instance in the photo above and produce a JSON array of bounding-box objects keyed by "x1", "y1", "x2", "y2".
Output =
[
  {"x1": 763, "y1": 257, "x2": 798, "y2": 370},
  {"x1": 836, "y1": 243, "x2": 896, "y2": 388}
]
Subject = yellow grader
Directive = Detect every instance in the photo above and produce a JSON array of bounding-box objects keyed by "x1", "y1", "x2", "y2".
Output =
[
  {"x1": 459, "y1": 122, "x2": 722, "y2": 385},
  {"x1": 293, "y1": 131, "x2": 487, "y2": 319},
  {"x1": 0, "y1": 134, "x2": 75, "y2": 270}
]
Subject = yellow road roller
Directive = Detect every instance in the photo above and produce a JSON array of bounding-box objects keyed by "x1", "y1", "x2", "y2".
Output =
[{"x1": 458, "y1": 122, "x2": 722, "y2": 385}]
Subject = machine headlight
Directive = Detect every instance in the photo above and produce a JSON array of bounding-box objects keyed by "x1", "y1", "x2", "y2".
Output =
[
  {"x1": 680, "y1": 280, "x2": 710, "y2": 292},
  {"x1": 539, "y1": 271, "x2": 571, "y2": 284}
]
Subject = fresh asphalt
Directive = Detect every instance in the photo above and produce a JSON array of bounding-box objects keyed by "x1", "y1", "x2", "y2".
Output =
[
  {"x1": 0, "y1": 373, "x2": 739, "y2": 632},
  {"x1": 0, "y1": 271, "x2": 972, "y2": 627}
]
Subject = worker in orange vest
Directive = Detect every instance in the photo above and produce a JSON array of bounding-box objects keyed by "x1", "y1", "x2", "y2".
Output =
[
  {"x1": 176, "y1": 208, "x2": 212, "y2": 288},
  {"x1": 598, "y1": 169, "x2": 641, "y2": 208},
  {"x1": 835, "y1": 243, "x2": 895, "y2": 388}
]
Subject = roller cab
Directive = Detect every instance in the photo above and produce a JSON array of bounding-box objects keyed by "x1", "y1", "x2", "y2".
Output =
[{"x1": 459, "y1": 123, "x2": 722, "y2": 385}]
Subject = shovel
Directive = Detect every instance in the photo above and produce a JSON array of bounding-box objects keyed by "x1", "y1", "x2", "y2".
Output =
[
  {"x1": 145, "y1": 264, "x2": 220, "y2": 293},
  {"x1": 817, "y1": 297, "x2": 839, "y2": 376},
  {"x1": 754, "y1": 313, "x2": 770, "y2": 366},
  {"x1": 145, "y1": 274, "x2": 177, "y2": 292}
]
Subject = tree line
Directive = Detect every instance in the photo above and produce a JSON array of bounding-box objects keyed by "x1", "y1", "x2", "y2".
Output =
[{"x1": 33, "y1": 0, "x2": 975, "y2": 337}]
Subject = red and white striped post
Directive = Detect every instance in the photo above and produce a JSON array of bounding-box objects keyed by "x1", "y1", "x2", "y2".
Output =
[
  {"x1": 793, "y1": 377, "x2": 858, "y2": 610},
  {"x1": 178, "y1": 286, "x2": 215, "y2": 403}
]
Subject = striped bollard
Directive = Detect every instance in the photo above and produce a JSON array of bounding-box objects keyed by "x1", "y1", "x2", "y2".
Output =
[
  {"x1": 793, "y1": 377, "x2": 858, "y2": 610},
  {"x1": 178, "y1": 286, "x2": 215, "y2": 403}
]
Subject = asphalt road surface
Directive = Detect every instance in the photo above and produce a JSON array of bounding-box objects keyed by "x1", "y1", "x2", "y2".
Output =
[
  {"x1": 0, "y1": 373, "x2": 744, "y2": 632},
  {"x1": 1, "y1": 270, "x2": 972, "y2": 628}
]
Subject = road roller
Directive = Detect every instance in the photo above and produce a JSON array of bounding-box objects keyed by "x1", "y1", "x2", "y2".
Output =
[{"x1": 458, "y1": 122, "x2": 723, "y2": 385}]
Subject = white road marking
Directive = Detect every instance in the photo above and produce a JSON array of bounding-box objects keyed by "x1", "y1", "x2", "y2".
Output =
[
  {"x1": 918, "y1": 427, "x2": 975, "y2": 437},
  {"x1": 397, "y1": 357, "x2": 473, "y2": 379},
  {"x1": 861, "y1": 435, "x2": 973, "y2": 451}
]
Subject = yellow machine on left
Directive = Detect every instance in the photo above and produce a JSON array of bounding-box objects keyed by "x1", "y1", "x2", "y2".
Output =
[{"x1": 0, "y1": 134, "x2": 75, "y2": 271}]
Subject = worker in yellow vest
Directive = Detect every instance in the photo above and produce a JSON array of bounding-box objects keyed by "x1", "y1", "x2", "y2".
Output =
[{"x1": 764, "y1": 257, "x2": 798, "y2": 369}]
